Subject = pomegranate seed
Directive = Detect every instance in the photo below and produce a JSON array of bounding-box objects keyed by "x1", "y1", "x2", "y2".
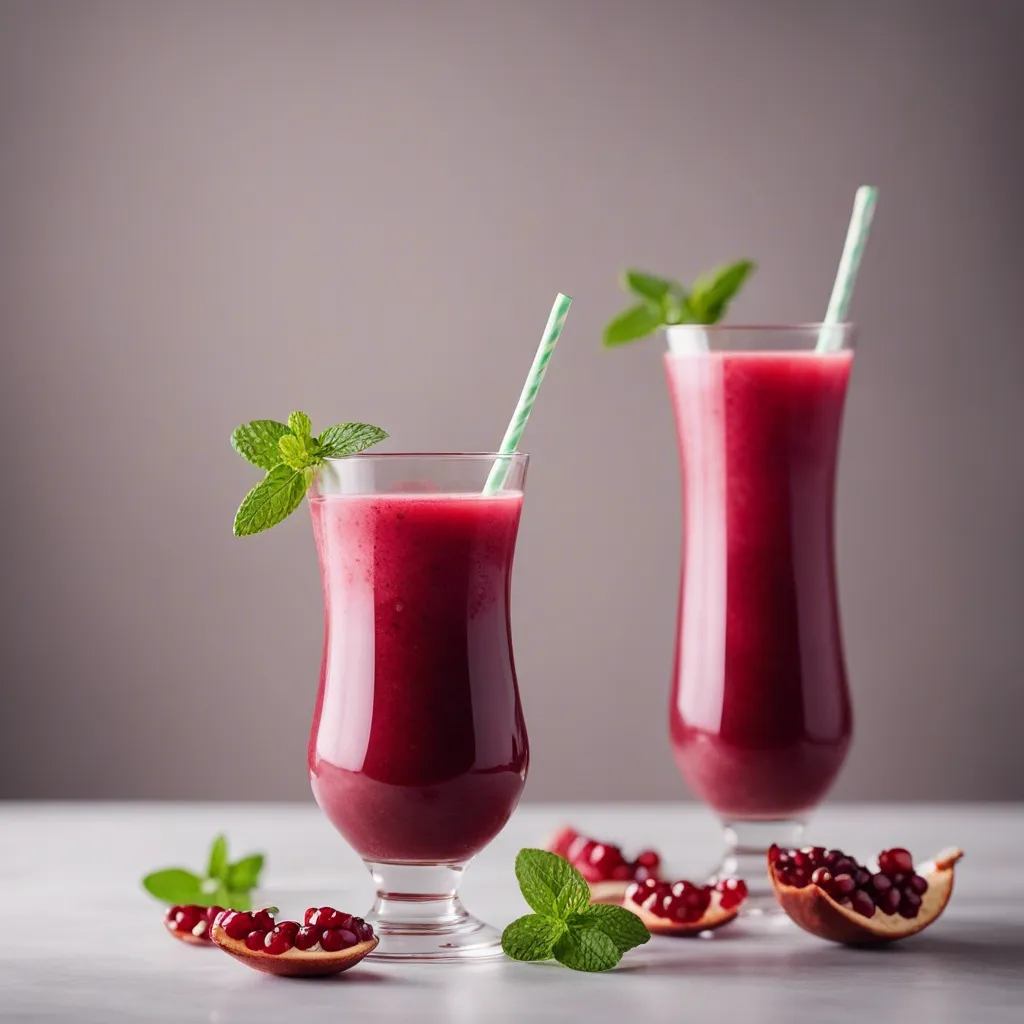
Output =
[
  {"x1": 824, "y1": 849, "x2": 844, "y2": 867},
  {"x1": 879, "y1": 848, "x2": 914, "y2": 878},
  {"x1": 789, "y1": 869, "x2": 809, "y2": 888},
  {"x1": 854, "y1": 869, "x2": 871, "y2": 888},
  {"x1": 611, "y1": 864, "x2": 631, "y2": 880},
  {"x1": 295, "y1": 925, "x2": 322, "y2": 951},
  {"x1": 833, "y1": 874, "x2": 856, "y2": 896},
  {"x1": 792, "y1": 851, "x2": 809, "y2": 870},
  {"x1": 908, "y1": 874, "x2": 929, "y2": 896},
  {"x1": 306, "y1": 907, "x2": 353, "y2": 931},
  {"x1": 320, "y1": 928, "x2": 357, "y2": 952},
  {"x1": 831, "y1": 858, "x2": 855, "y2": 876},
  {"x1": 850, "y1": 890, "x2": 876, "y2": 918},
  {"x1": 263, "y1": 922, "x2": 299, "y2": 955},
  {"x1": 870, "y1": 872, "x2": 892, "y2": 894},
  {"x1": 768, "y1": 844, "x2": 781, "y2": 863},
  {"x1": 899, "y1": 891, "x2": 922, "y2": 919},
  {"x1": 714, "y1": 878, "x2": 747, "y2": 910},
  {"x1": 245, "y1": 930, "x2": 268, "y2": 951},
  {"x1": 251, "y1": 909, "x2": 276, "y2": 931},
  {"x1": 173, "y1": 907, "x2": 202, "y2": 933},
  {"x1": 802, "y1": 846, "x2": 827, "y2": 863},
  {"x1": 625, "y1": 882, "x2": 642, "y2": 903},
  {"x1": 878, "y1": 887, "x2": 902, "y2": 915},
  {"x1": 219, "y1": 911, "x2": 255, "y2": 940},
  {"x1": 205, "y1": 906, "x2": 224, "y2": 925},
  {"x1": 636, "y1": 850, "x2": 660, "y2": 869},
  {"x1": 353, "y1": 919, "x2": 375, "y2": 943},
  {"x1": 810, "y1": 867, "x2": 833, "y2": 887}
]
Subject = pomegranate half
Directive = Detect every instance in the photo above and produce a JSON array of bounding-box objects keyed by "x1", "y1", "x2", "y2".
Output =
[
  {"x1": 211, "y1": 907, "x2": 378, "y2": 977},
  {"x1": 623, "y1": 877, "x2": 747, "y2": 936},
  {"x1": 769, "y1": 844, "x2": 963, "y2": 944},
  {"x1": 547, "y1": 825, "x2": 662, "y2": 903}
]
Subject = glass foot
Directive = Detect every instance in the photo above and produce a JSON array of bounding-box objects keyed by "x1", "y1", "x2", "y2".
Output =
[
  {"x1": 708, "y1": 819, "x2": 805, "y2": 916},
  {"x1": 362, "y1": 861, "x2": 504, "y2": 962}
]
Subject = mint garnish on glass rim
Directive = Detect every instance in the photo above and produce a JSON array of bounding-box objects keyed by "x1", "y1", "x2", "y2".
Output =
[
  {"x1": 142, "y1": 834, "x2": 265, "y2": 911},
  {"x1": 502, "y1": 849, "x2": 650, "y2": 972},
  {"x1": 230, "y1": 411, "x2": 388, "y2": 536},
  {"x1": 603, "y1": 260, "x2": 756, "y2": 346}
]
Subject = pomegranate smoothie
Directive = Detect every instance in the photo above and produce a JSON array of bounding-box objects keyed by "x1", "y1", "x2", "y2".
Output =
[
  {"x1": 665, "y1": 347, "x2": 853, "y2": 821},
  {"x1": 308, "y1": 488, "x2": 528, "y2": 865}
]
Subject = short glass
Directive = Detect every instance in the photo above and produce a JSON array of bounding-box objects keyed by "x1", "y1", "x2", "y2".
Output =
[
  {"x1": 664, "y1": 325, "x2": 855, "y2": 911},
  {"x1": 307, "y1": 453, "x2": 530, "y2": 960}
]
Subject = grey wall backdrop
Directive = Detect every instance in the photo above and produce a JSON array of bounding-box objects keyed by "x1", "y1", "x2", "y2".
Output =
[{"x1": 2, "y1": 0, "x2": 1022, "y2": 803}]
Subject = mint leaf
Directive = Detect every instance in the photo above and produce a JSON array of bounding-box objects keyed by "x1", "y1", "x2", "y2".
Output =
[
  {"x1": 288, "y1": 410, "x2": 312, "y2": 438},
  {"x1": 603, "y1": 303, "x2": 664, "y2": 347},
  {"x1": 515, "y1": 849, "x2": 590, "y2": 918},
  {"x1": 623, "y1": 269, "x2": 676, "y2": 303},
  {"x1": 687, "y1": 260, "x2": 755, "y2": 324},
  {"x1": 553, "y1": 924, "x2": 622, "y2": 973},
  {"x1": 501, "y1": 914, "x2": 565, "y2": 962},
  {"x1": 231, "y1": 420, "x2": 289, "y2": 470},
  {"x1": 206, "y1": 834, "x2": 228, "y2": 882},
  {"x1": 316, "y1": 423, "x2": 389, "y2": 459},
  {"x1": 278, "y1": 433, "x2": 319, "y2": 472},
  {"x1": 233, "y1": 464, "x2": 307, "y2": 537},
  {"x1": 142, "y1": 869, "x2": 205, "y2": 905},
  {"x1": 224, "y1": 890, "x2": 253, "y2": 912},
  {"x1": 226, "y1": 854, "x2": 264, "y2": 892},
  {"x1": 574, "y1": 904, "x2": 650, "y2": 953}
]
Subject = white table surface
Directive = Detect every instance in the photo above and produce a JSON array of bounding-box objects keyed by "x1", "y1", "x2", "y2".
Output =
[{"x1": 1, "y1": 802, "x2": 1021, "y2": 1022}]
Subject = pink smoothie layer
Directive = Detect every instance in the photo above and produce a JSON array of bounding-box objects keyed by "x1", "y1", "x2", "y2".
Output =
[
  {"x1": 308, "y1": 491, "x2": 528, "y2": 863},
  {"x1": 665, "y1": 350, "x2": 853, "y2": 820}
]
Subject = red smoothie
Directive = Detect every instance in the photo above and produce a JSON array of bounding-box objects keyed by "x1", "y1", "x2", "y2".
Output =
[
  {"x1": 308, "y1": 490, "x2": 528, "y2": 864},
  {"x1": 665, "y1": 350, "x2": 853, "y2": 820}
]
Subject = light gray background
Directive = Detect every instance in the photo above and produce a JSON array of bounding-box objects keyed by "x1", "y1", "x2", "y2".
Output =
[{"x1": 1, "y1": 0, "x2": 1021, "y2": 803}]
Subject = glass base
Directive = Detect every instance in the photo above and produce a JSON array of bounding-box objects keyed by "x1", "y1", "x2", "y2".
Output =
[
  {"x1": 362, "y1": 861, "x2": 504, "y2": 962},
  {"x1": 708, "y1": 819, "x2": 805, "y2": 916}
]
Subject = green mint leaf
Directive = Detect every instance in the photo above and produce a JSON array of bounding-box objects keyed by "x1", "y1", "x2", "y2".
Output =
[
  {"x1": 623, "y1": 269, "x2": 675, "y2": 303},
  {"x1": 278, "y1": 433, "x2": 319, "y2": 472},
  {"x1": 287, "y1": 411, "x2": 312, "y2": 438},
  {"x1": 230, "y1": 420, "x2": 290, "y2": 470},
  {"x1": 142, "y1": 869, "x2": 205, "y2": 905},
  {"x1": 206, "y1": 834, "x2": 228, "y2": 882},
  {"x1": 226, "y1": 854, "x2": 264, "y2": 892},
  {"x1": 501, "y1": 914, "x2": 566, "y2": 962},
  {"x1": 233, "y1": 463, "x2": 307, "y2": 537},
  {"x1": 553, "y1": 924, "x2": 622, "y2": 973},
  {"x1": 574, "y1": 904, "x2": 650, "y2": 953},
  {"x1": 316, "y1": 422, "x2": 389, "y2": 459},
  {"x1": 688, "y1": 260, "x2": 756, "y2": 324},
  {"x1": 602, "y1": 303, "x2": 665, "y2": 347},
  {"x1": 515, "y1": 849, "x2": 591, "y2": 919}
]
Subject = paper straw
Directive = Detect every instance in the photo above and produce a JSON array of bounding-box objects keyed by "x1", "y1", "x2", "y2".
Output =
[
  {"x1": 816, "y1": 185, "x2": 878, "y2": 353},
  {"x1": 483, "y1": 292, "x2": 572, "y2": 494}
]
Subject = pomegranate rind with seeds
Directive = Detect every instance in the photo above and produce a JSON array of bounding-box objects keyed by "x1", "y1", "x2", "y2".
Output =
[
  {"x1": 770, "y1": 847, "x2": 963, "y2": 945},
  {"x1": 164, "y1": 905, "x2": 221, "y2": 946},
  {"x1": 210, "y1": 923, "x2": 378, "y2": 977},
  {"x1": 545, "y1": 825, "x2": 663, "y2": 904},
  {"x1": 623, "y1": 890, "x2": 741, "y2": 936}
]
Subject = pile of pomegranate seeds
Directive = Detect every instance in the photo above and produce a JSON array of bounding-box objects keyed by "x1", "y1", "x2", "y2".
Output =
[
  {"x1": 770, "y1": 845, "x2": 929, "y2": 919},
  {"x1": 164, "y1": 904, "x2": 224, "y2": 942},
  {"x1": 217, "y1": 906, "x2": 374, "y2": 955},
  {"x1": 625, "y1": 877, "x2": 747, "y2": 922},
  {"x1": 550, "y1": 827, "x2": 661, "y2": 884}
]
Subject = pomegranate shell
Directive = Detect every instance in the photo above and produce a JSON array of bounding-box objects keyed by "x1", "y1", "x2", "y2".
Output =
[
  {"x1": 210, "y1": 922, "x2": 378, "y2": 977},
  {"x1": 770, "y1": 847, "x2": 963, "y2": 945},
  {"x1": 623, "y1": 889, "x2": 742, "y2": 936}
]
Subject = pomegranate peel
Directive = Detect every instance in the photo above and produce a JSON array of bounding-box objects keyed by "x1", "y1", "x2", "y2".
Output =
[
  {"x1": 769, "y1": 845, "x2": 963, "y2": 945},
  {"x1": 622, "y1": 877, "x2": 747, "y2": 936}
]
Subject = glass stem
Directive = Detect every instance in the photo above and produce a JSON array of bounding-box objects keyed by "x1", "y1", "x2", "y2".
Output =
[
  {"x1": 365, "y1": 862, "x2": 471, "y2": 934},
  {"x1": 718, "y1": 820, "x2": 805, "y2": 912}
]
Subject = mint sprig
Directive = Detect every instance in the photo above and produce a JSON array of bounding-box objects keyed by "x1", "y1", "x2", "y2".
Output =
[
  {"x1": 501, "y1": 849, "x2": 650, "y2": 972},
  {"x1": 603, "y1": 259, "x2": 755, "y2": 346},
  {"x1": 142, "y1": 833, "x2": 265, "y2": 911},
  {"x1": 230, "y1": 411, "x2": 388, "y2": 536}
]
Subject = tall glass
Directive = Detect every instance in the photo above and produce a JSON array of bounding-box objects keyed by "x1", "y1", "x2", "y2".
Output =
[
  {"x1": 307, "y1": 453, "x2": 530, "y2": 960},
  {"x1": 664, "y1": 325, "x2": 854, "y2": 911}
]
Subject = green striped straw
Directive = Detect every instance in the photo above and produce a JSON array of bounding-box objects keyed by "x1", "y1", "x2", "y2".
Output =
[
  {"x1": 816, "y1": 185, "x2": 878, "y2": 353},
  {"x1": 483, "y1": 292, "x2": 572, "y2": 494}
]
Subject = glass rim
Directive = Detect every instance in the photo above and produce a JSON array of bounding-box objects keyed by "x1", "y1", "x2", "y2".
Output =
[
  {"x1": 320, "y1": 451, "x2": 530, "y2": 462},
  {"x1": 665, "y1": 322, "x2": 855, "y2": 332}
]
